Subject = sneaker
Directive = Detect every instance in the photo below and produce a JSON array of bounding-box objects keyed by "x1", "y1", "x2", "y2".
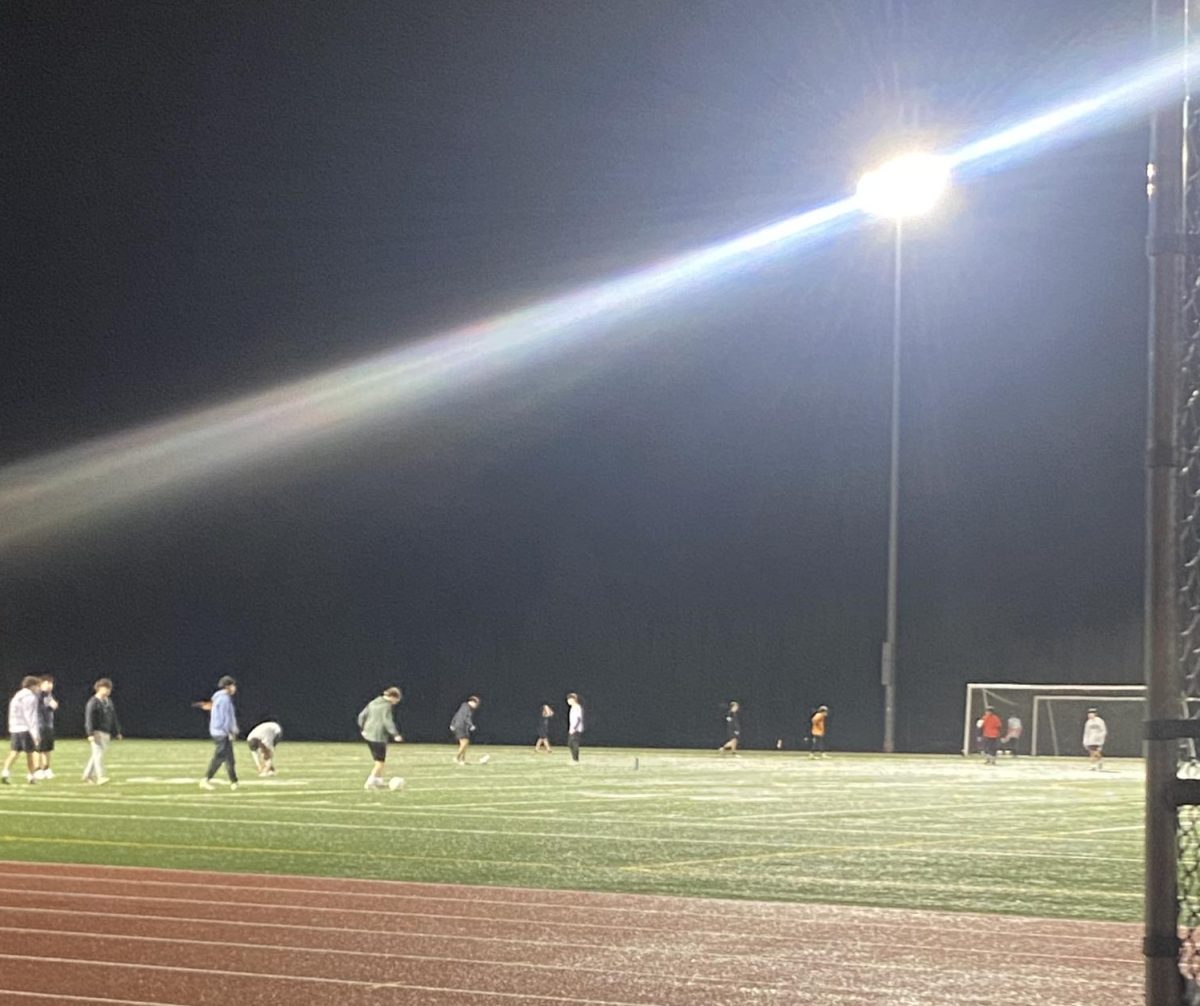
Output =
[
  {"x1": 229, "y1": 783, "x2": 239, "y2": 792},
  {"x1": 26, "y1": 774, "x2": 36, "y2": 784},
  {"x1": 199, "y1": 779, "x2": 216, "y2": 791},
  {"x1": 364, "y1": 778, "x2": 384, "y2": 790},
  {"x1": 96, "y1": 777, "x2": 110, "y2": 786},
  {"x1": 43, "y1": 769, "x2": 54, "y2": 780},
  {"x1": 32, "y1": 770, "x2": 45, "y2": 781}
]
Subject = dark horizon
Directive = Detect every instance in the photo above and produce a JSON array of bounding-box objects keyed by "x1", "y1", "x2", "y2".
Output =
[{"x1": 1, "y1": 1, "x2": 1148, "y2": 752}]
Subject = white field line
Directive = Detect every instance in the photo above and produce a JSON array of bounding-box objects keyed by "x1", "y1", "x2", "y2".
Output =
[
  {"x1": 0, "y1": 925, "x2": 773, "y2": 989},
  {"x1": 1, "y1": 992, "x2": 193, "y2": 1006},
  {"x1": 0, "y1": 924, "x2": 1142, "y2": 986},
  {"x1": 0, "y1": 897, "x2": 1135, "y2": 947},
  {"x1": 0, "y1": 836, "x2": 563, "y2": 870},
  {"x1": 0, "y1": 870, "x2": 1139, "y2": 931},
  {"x1": 5, "y1": 785, "x2": 1143, "y2": 824},
  {"x1": 0, "y1": 953, "x2": 660, "y2": 1006},
  {"x1": 0, "y1": 953, "x2": 1086, "y2": 1006},
  {"x1": 0, "y1": 801, "x2": 1143, "y2": 860},
  {"x1": 0, "y1": 882, "x2": 1139, "y2": 939},
  {"x1": 0, "y1": 805, "x2": 1142, "y2": 856},
  {"x1": 0, "y1": 802, "x2": 1141, "y2": 849}
]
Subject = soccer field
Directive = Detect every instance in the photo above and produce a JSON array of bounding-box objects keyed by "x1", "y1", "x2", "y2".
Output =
[{"x1": 0, "y1": 741, "x2": 1142, "y2": 923}]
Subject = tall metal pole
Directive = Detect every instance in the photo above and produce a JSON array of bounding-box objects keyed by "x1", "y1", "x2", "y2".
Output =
[
  {"x1": 1145, "y1": 2, "x2": 1186, "y2": 1002},
  {"x1": 882, "y1": 220, "x2": 902, "y2": 754}
]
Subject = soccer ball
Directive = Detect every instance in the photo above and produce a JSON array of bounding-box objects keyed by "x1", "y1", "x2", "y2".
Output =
[
  {"x1": 479, "y1": 755, "x2": 490, "y2": 765},
  {"x1": 388, "y1": 776, "x2": 405, "y2": 791}
]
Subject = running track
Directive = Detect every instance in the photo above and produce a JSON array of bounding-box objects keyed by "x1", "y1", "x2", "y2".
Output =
[{"x1": 0, "y1": 861, "x2": 1139, "y2": 1005}]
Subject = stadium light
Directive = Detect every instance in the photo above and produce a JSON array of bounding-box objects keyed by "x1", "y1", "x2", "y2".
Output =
[{"x1": 855, "y1": 152, "x2": 952, "y2": 219}]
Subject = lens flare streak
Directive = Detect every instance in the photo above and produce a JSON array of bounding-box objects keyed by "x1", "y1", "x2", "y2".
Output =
[{"x1": 0, "y1": 44, "x2": 1191, "y2": 547}]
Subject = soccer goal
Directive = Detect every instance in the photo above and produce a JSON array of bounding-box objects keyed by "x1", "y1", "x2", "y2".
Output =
[{"x1": 961, "y1": 683, "x2": 1146, "y2": 758}]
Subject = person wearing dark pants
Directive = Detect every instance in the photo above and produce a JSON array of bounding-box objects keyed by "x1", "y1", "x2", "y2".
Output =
[
  {"x1": 200, "y1": 676, "x2": 239, "y2": 791},
  {"x1": 33, "y1": 676, "x2": 59, "y2": 780},
  {"x1": 566, "y1": 693, "x2": 584, "y2": 764}
]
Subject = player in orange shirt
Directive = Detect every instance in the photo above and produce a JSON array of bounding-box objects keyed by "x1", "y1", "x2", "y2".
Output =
[
  {"x1": 809, "y1": 705, "x2": 829, "y2": 759},
  {"x1": 976, "y1": 706, "x2": 1003, "y2": 765}
]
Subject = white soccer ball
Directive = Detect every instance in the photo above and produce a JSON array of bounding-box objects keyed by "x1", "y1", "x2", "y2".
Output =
[
  {"x1": 388, "y1": 776, "x2": 405, "y2": 791},
  {"x1": 479, "y1": 754, "x2": 490, "y2": 764}
]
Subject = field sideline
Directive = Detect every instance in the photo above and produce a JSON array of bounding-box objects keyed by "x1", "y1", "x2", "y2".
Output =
[{"x1": 0, "y1": 740, "x2": 1142, "y2": 923}]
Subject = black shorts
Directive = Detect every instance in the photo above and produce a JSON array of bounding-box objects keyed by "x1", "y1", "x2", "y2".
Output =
[
  {"x1": 9, "y1": 732, "x2": 35, "y2": 754},
  {"x1": 453, "y1": 729, "x2": 470, "y2": 742},
  {"x1": 366, "y1": 740, "x2": 388, "y2": 762},
  {"x1": 35, "y1": 731, "x2": 55, "y2": 753}
]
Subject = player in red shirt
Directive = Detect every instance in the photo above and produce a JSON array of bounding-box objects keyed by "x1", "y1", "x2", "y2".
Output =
[{"x1": 976, "y1": 707, "x2": 1003, "y2": 765}]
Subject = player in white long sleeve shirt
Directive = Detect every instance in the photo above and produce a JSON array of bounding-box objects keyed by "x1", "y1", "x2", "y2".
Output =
[
  {"x1": 247, "y1": 721, "x2": 283, "y2": 776},
  {"x1": 1082, "y1": 708, "x2": 1108, "y2": 771},
  {"x1": 2, "y1": 676, "x2": 43, "y2": 785},
  {"x1": 566, "y1": 693, "x2": 584, "y2": 764}
]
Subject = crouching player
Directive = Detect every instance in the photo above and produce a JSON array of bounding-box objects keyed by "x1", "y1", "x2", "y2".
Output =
[{"x1": 247, "y1": 721, "x2": 282, "y2": 776}]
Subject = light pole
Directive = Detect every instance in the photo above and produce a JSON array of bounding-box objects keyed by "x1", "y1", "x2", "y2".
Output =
[{"x1": 856, "y1": 152, "x2": 950, "y2": 753}]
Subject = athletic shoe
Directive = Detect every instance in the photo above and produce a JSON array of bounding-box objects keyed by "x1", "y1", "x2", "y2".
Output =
[
  {"x1": 43, "y1": 769, "x2": 54, "y2": 780},
  {"x1": 32, "y1": 770, "x2": 45, "y2": 781},
  {"x1": 229, "y1": 783, "x2": 239, "y2": 792},
  {"x1": 26, "y1": 774, "x2": 36, "y2": 784},
  {"x1": 199, "y1": 779, "x2": 216, "y2": 790},
  {"x1": 96, "y1": 777, "x2": 110, "y2": 786}
]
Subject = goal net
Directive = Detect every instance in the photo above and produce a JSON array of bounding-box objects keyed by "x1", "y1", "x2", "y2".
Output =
[{"x1": 961, "y1": 683, "x2": 1145, "y2": 758}]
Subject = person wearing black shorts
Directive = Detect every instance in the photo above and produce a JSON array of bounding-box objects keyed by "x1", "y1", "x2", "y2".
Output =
[
  {"x1": 2, "y1": 677, "x2": 42, "y2": 785},
  {"x1": 33, "y1": 676, "x2": 59, "y2": 780},
  {"x1": 535, "y1": 704, "x2": 554, "y2": 753},
  {"x1": 358, "y1": 687, "x2": 402, "y2": 790},
  {"x1": 450, "y1": 696, "x2": 480, "y2": 765}
]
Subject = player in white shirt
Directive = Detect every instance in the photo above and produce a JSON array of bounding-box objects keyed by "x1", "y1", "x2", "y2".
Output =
[
  {"x1": 1082, "y1": 708, "x2": 1107, "y2": 771},
  {"x1": 566, "y1": 693, "x2": 584, "y2": 764},
  {"x1": 247, "y1": 721, "x2": 283, "y2": 776},
  {"x1": 2, "y1": 677, "x2": 42, "y2": 785}
]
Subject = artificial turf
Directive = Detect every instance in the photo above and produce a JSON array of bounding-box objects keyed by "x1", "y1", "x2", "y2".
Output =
[{"x1": 0, "y1": 740, "x2": 1142, "y2": 922}]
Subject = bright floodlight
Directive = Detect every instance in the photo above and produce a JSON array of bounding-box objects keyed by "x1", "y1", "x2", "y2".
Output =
[{"x1": 856, "y1": 152, "x2": 952, "y2": 219}]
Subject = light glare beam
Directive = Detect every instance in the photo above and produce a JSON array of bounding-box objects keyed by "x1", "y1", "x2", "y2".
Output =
[
  {"x1": 949, "y1": 48, "x2": 1187, "y2": 175},
  {"x1": 0, "y1": 198, "x2": 856, "y2": 547},
  {"x1": 0, "y1": 42, "x2": 1194, "y2": 548}
]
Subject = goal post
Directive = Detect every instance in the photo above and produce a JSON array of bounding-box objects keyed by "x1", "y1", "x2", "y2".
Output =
[{"x1": 962, "y1": 683, "x2": 1145, "y2": 757}]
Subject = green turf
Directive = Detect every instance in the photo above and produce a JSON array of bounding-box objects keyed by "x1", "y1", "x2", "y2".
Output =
[{"x1": 0, "y1": 740, "x2": 1142, "y2": 922}]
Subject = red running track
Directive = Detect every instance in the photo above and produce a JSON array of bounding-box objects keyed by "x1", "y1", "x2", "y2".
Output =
[{"x1": 0, "y1": 861, "x2": 1139, "y2": 1005}]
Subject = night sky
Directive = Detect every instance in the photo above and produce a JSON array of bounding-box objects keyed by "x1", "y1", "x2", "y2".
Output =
[{"x1": 1, "y1": 2, "x2": 1150, "y2": 751}]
